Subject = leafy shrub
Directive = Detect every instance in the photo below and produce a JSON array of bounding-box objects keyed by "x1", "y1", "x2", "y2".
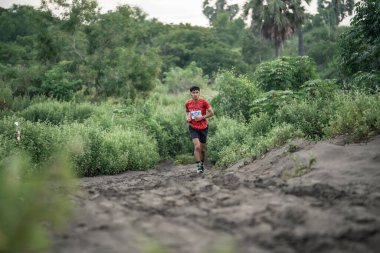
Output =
[
  {"x1": 211, "y1": 121, "x2": 303, "y2": 168},
  {"x1": 324, "y1": 91, "x2": 380, "y2": 141},
  {"x1": 214, "y1": 143, "x2": 251, "y2": 168},
  {"x1": 162, "y1": 62, "x2": 208, "y2": 94},
  {"x1": 251, "y1": 90, "x2": 296, "y2": 117},
  {"x1": 212, "y1": 71, "x2": 259, "y2": 121},
  {"x1": 0, "y1": 117, "x2": 62, "y2": 165},
  {"x1": 208, "y1": 117, "x2": 251, "y2": 164},
  {"x1": 247, "y1": 113, "x2": 272, "y2": 137},
  {"x1": 62, "y1": 124, "x2": 104, "y2": 176},
  {"x1": 10, "y1": 96, "x2": 31, "y2": 112},
  {"x1": 350, "y1": 71, "x2": 380, "y2": 93},
  {"x1": 300, "y1": 79, "x2": 339, "y2": 99},
  {"x1": 101, "y1": 128, "x2": 159, "y2": 172},
  {"x1": 61, "y1": 123, "x2": 159, "y2": 176},
  {"x1": 254, "y1": 56, "x2": 318, "y2": 91},
  {"x1": 17, "y1": 121, "x2": 61, "y2": 164},
  {"x1": 0, "y1": 84, "x2": 13, "y2": 110},
  {"x1": 275, "y1": 99, "x2": 333, "y2": 139},
  {"x1": 41, "y1": 61, "x2": 82, "y2": 101},
  {"x1": 250, "y1": 123, "x2": 304, "y2": 156}
]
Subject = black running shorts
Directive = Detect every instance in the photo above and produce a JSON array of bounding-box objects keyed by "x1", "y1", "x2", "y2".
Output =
[{"x1": 189, "y1": 126, "x2": 208, "y2": 144}]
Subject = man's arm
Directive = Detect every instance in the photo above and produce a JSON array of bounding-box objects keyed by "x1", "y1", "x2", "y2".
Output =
[
  {"x1": 203, "y1": 106, "x2": 214, "y2": 119},
  {"x1": 186, "y1": 111, "x2": 191, "y2": 122},
  {"x1": 194, "y1": 106, "x2": 214, "y2": 121}
]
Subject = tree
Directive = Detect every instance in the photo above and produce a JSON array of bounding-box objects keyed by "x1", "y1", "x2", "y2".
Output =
[
  {"x1": 241, "y1": 31, "x2": 274, "y2": 66},
  {"x1": 84, "y1": 5, "x2": 162, "y2": 98},
  {"x1": 154, "y1": 25, "x2": 247, "y2": 75},
  {"x1": 296, "y1": 0, "x2": 312, "y2": 56},
  {"x1": 243, "y1": 0, "x2": 309, "y2": 57},
  {"x1": 203, "y1": 0, "x2": 246, "y2": 47},
  {"x1": 40, "y1": 0, "x2": 99, "y2": 33},
  {"x1": 0, "y1": 5, "x2": 54, "y2": 42},
  {"x1": 337, "y1": 0, "x2": 380, "y2": 91},
  {"x1": 203, "y1": 0, "x2": 239, "y2": 25},
  {"x1": 41, "y1": 61, "x2": 82, "y2": 100},
  {"x1": 317, "y1": 0, "x2": 354, "y2": 26}
]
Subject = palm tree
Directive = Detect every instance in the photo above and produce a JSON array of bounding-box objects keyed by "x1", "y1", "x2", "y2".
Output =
[
  {"x1": 244, "y1": 0, "x2": 309, "y2": 57},
  {"x1": 318, "y1": 0, "x2": 354, "y2": 26},
  {"x1": 203, "y1": 0, "x2": 239, "y2": 25}
]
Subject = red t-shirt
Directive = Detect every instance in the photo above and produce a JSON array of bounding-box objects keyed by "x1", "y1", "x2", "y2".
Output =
[{"x1": 185, "y1": 98, "x2": 211, "y2": 130}]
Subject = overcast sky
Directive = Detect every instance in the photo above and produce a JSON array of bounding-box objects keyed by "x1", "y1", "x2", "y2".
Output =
[{"x1": 1, "y1": 0, "x2": 343, "y2": 27}]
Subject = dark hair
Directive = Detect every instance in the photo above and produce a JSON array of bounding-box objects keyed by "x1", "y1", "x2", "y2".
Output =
[{"x1": 190, "y1": 85, "x2": 200, "y2": 92}]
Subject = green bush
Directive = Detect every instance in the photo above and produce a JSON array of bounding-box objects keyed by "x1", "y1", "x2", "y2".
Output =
[
  {"x1": 10, "y1": 96, "x2": 31, "y2": 112},
  {"x1": 0, "y1": 84, "x2": 13, "y2": 110},
  {"x1": 18, "y1": 121, "x2": 61, "y2": 164},
  {"x1": 0, "y1": 117, "x2": 61, "y2": 165},
  {"x1": 100, "y1": 128, "x2": 159, "y2": 172},
  {"x1": 208, "y1": 117, "x2": 251, "y2": 164},
  {"x1": 133, "y1": 96, "x2": 193, "y2": 158},
  {"x1": 162, "y1": 61, "x2": 208, "y2": 94},
  {"x1": 41, "y1": 61, "x2": 82, "y2": 101},
  {"x1": 325, "y1": 91, "x2": 380, "y2": 141},
  {"x1": 61, "y1": 123, "x2": 159, "y2": 176},
  {"x1": 210, "y1": 121, "x2": 303, "y2": 168},
  {"x1": 250, "y1": 123, "x2": 304, "y2": 157},
  {"x1": 22, "y1": 101, "x2": 96, "y2": 125},
  {"x1": 214, "y1": 143, "x2": 251, "y2": 168},
  {"x1": 275, "y1": 99, "x2": 333, "y2": 139},
  {"x1": 254, "y1": 56, "x2": 318, "y2": 91},
  {"x1": 62, "y1": 124, "x2": 104, "y2": 176},
  {"x1": 251, "y1": 90, "x2": 296, "y2": 116},
  {"x1": 247, "y1": 113, "x2": 272, "y2": 137},
  {"x1": 350, "y1": 71, "x2": 380, "y2": 93},
  {"x1": 300, "y1": 79, "x2": 339, "y2": 99},
  {"x1": 212, "y1": 71, "x2": 259, "y2": 121}
]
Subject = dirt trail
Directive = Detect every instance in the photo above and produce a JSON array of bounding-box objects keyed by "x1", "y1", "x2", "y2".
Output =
[{"x1": 52, "y1": 136, "x2": 380, "y2": 253}]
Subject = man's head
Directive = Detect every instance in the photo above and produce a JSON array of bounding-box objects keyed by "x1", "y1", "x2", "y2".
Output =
[
  {"x1": 189, "y1": 85, "x2": 200, "y2": 92},
  {"x1": 190, "y1": 85, "x2": 200, "y2": 100}
]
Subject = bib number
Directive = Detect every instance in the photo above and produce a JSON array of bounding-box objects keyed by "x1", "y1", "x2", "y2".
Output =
[{"x1": 191, "y1": 110, "x2": 201, "y2": 119}]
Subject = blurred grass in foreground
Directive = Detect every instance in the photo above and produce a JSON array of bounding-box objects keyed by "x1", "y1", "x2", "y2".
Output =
[{"x1": 0, "y1": 151, "x2": 75, "y2": 253}]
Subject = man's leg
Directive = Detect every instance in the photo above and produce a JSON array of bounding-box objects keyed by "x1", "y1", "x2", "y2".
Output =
[
  {"x1": 200, "y1": 143, "x2": 206, "y2": 163},
  {"x1": 192, "y1": 138, "x2": 201, "y2": 162},
  {"x1": 199, "y1": 128, "x2": 208, "y2": 170},
  {"x1": 192, "y1": 138, "x2": 204, "y2": 173}
]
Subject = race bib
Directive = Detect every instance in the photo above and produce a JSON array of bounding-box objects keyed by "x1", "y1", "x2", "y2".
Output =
[{"x1": 191, "y1": 110, "x2": 202, "y2": 119}]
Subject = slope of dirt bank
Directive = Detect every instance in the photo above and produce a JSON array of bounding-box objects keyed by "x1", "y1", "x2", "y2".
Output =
[{"x1": 52, "y1": 135, "x2": 380, "y2": 253}]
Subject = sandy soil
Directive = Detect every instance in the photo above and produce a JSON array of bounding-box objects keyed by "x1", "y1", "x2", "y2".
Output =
[{"x1": 52, "y1": 135, "x2": 380, "y2": 253}]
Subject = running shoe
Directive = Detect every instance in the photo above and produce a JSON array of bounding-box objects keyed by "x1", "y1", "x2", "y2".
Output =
[{"x1": 197, "y1": 165, "x2": 204, "y2": 174}]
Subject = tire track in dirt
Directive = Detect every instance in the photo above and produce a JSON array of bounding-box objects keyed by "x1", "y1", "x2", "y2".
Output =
[{"x1": 52, "y1": 136, "x2": 380, "y2": 253}]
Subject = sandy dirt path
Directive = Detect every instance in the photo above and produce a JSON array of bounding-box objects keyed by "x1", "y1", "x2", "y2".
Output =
[{"x1": 52, "y1": 136, "x2": 380, "y2": 253}]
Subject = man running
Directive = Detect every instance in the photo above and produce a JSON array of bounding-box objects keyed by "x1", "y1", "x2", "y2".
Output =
[{"x1": 185, "y1": 85, "x2": 214, "y2": 173}]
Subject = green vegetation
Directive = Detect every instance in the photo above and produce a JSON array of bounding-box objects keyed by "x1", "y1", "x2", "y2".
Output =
[
  {"x1": 0, "y1": 151, "x2": 75, "y2": 253},
  {"x1": 0, "y1": 0, "x2": 379, "y2": 251}
]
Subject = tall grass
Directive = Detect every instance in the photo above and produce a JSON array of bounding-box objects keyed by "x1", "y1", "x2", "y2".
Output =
[{"x1": 0, "y1": 151, "x2": 75, "y2": 253}]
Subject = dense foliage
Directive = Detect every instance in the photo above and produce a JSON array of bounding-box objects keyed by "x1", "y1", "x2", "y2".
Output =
[
  {"x1": 0, "y1": 1, "x2": 379, "y2": 251},
  {"x1": 337, "y1": 0, "x2": 380, "y2": 92}
]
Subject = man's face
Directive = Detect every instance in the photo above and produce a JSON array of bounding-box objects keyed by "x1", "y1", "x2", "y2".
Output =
[{"x1": 191, "y1": 90, "x2": 200, "y2": 100}]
